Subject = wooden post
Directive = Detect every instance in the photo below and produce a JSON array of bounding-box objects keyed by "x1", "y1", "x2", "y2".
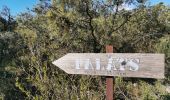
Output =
[{"x1": 106, "y1": 45, "x2": 114, "y2": 100}]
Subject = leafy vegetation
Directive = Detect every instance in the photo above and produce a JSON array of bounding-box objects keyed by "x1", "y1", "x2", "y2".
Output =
[{"x1": 0, "y1": 0, "x2": 170, "y2": 99}]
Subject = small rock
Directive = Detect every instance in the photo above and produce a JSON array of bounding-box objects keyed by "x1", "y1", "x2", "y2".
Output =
[
  {"x1": 166, "y1": 86, "x2": 170, "y2": 93},
  {"x1": 133, "y1": 83, "x2": 137, "y2": 87}
]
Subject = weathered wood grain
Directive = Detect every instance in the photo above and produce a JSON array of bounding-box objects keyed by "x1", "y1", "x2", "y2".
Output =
[{"x1": 52, "y1": 53, "x2": 165, "y2": 79}]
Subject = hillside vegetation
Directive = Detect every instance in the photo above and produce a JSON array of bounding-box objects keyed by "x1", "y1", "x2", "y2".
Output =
[{"x1": 0, "y1": 0, "x2": 170, "y2": 99}]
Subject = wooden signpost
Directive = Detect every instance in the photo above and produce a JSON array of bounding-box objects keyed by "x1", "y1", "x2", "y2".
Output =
[
  {"x1": 106, "y1": 45, "x2": 114, "y2": 100},
  {"x1": 52, "y1": 53, "x2": 164, "y2": 78},
  {"x1": 52, "y1": 46, "x2": 164, "y2": 100}
]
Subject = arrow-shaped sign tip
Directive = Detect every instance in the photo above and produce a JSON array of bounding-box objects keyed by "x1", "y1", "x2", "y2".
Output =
[{"x1": 52, "y1": 60, "x2": 59, "y2": 67}]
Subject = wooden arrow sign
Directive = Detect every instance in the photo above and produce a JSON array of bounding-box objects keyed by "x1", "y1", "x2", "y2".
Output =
[{"x1": 52, "y1": 53, "x2": 164, "y2": 79}]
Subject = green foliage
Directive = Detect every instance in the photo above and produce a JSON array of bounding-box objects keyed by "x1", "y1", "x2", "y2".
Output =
[
  {"x1": 0, "y1": 0, "x2": 170, "y2": 99},
  {"x1": 156, "y1": 35, "x2": 170, "y2": 83},
  {"x1": 115, "y1": 78, "x2": 168, "y2": 100},
  {"x1": 0, "y1": 6, "x2": 16, "y2": 31},
  {"x1": 0, "y1": 32, "x2": 26, "y2": 99}
]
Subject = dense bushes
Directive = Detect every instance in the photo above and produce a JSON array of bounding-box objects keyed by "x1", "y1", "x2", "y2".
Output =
[{"x1": 0, "y1": 0, "x2": 170, "y2": 99}]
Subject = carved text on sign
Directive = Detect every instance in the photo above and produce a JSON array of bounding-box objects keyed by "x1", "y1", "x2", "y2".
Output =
[{"x1": 75, "y1": 57, "x2": 140, "y2": 71}]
